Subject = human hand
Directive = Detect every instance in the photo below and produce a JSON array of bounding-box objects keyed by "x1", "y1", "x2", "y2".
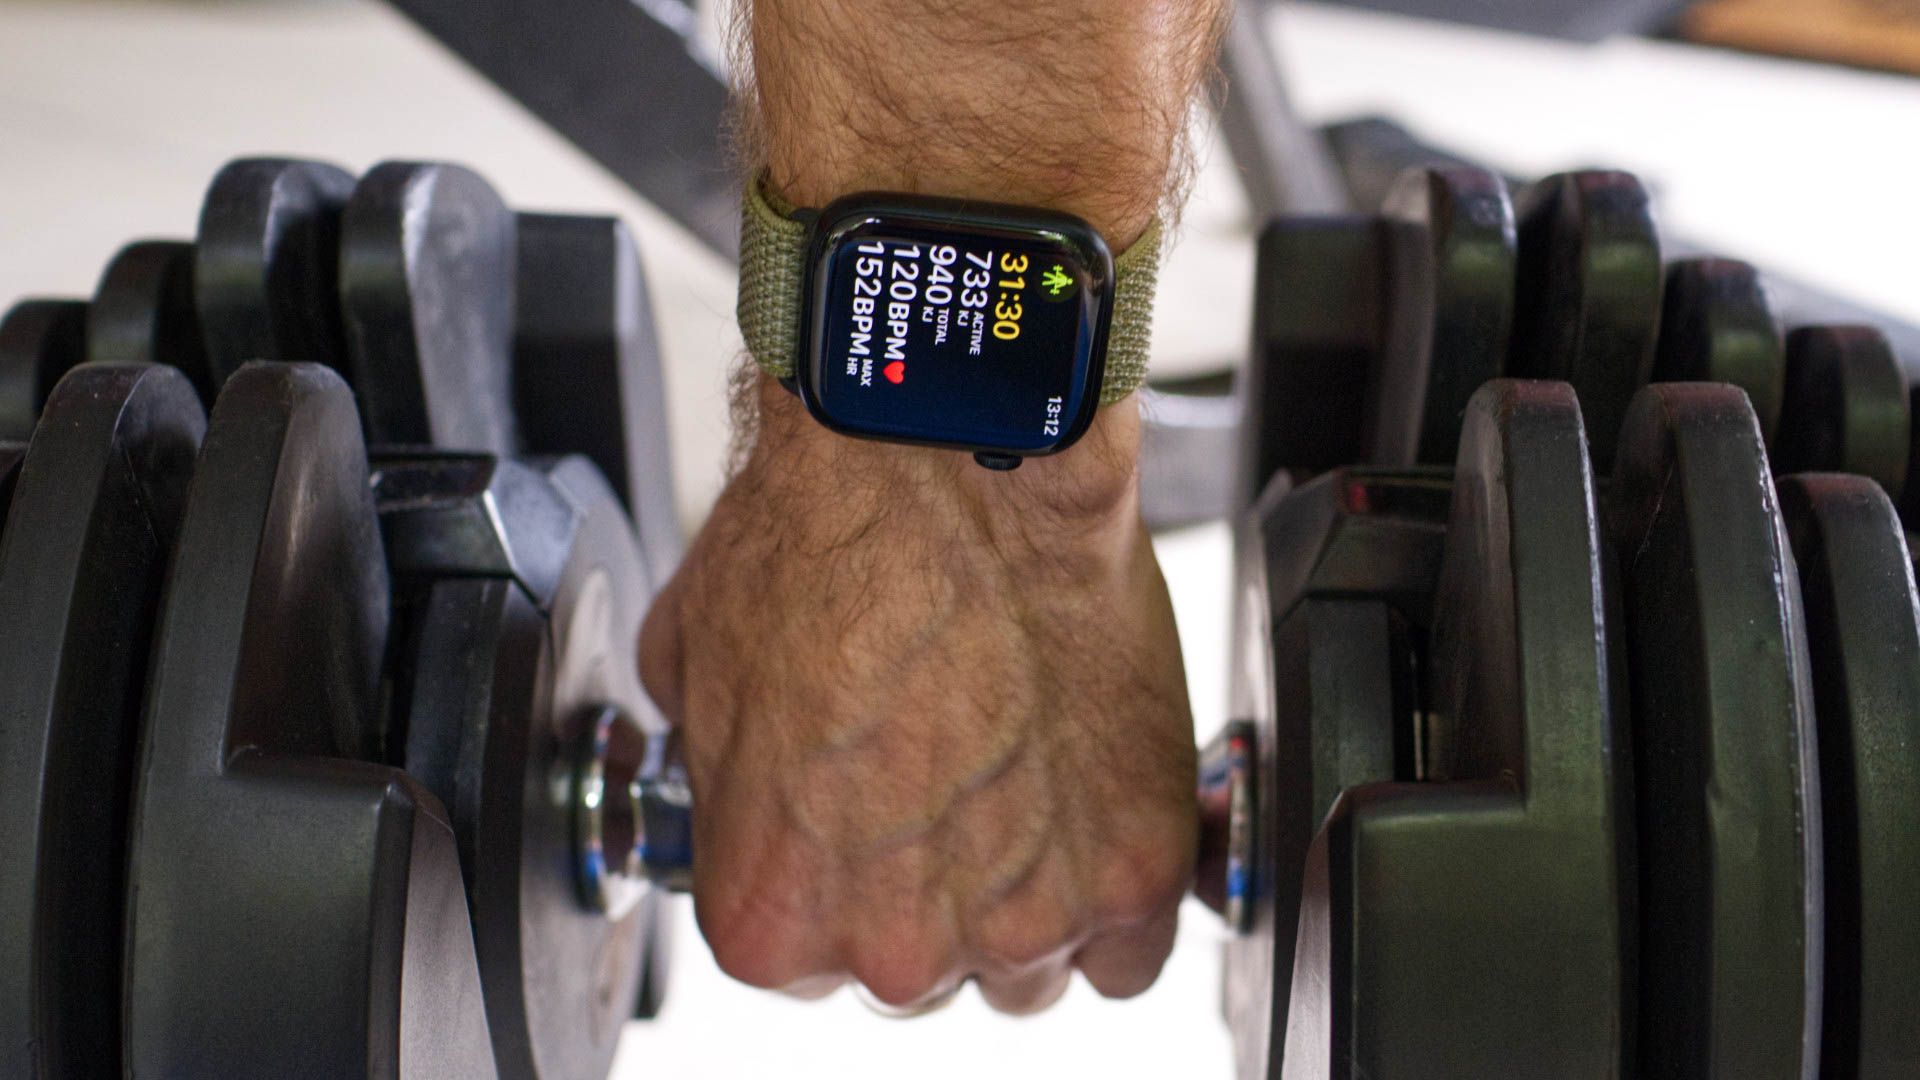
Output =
[{"x1": 639, "y1": 375, "x2": 1196, "y2": 1014}]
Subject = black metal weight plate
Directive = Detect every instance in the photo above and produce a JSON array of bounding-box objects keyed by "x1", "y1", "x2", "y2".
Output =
[
  {"x1": 1317, "y1": 116, "x2": 1494, "y2": 214},
  {"x1": 514, "y1": 212, "x2": 681, "y2": 569},
  {"x1": 1773, "y1": 325, "x2": 1909, "y2": 498},
  {"x1": 1224, "y1": 466, "x2": 1448, "y2": 1080},
  {"x1": 0, "y1": 444, "x2": 28, "y2": 512},
  {"x1": 88, "y1": 239, "x2": 220, "y2": 403},
  {"x1": 123, "y1": 362, "x2": 495, "y2": 1078},
  {"x1": 1285, "y1": 380, "x2": 1630, "y2": 1077},
  {"x1": 0, "y1": 364, "x2": 202, "y2": 1079},
  {"x1": 1608, "y1": 382, "x2": 1821, "y2": 1078},
  {"x1": 194, "y1": 158, "x2": 355, "y2": 382},
  {"x1": 0, "y1": 299, "x2": 87, "y2": 439},
  {"x1": 1508, "y1": 171, "x2": 1662, "y2": 468},
  {"x1": 1242, "y1": 218, "x2": 1386, "y2": 505},
  {"x1": 1653, "y1": 258, "x2": 1785, "y2": 444},
  {"x1": 1777, "y1": 475, "x2": 1920, "y2": 1078},
  {"x1": 377, "y1": 451, "x2": 659, "y2": 1079},
  {"x1": 1903, "y1": 386, "x2": 1920, "y2": 531},
  {"x1": 1367, "y1": 165, "x2": 1515, "y2": 467},
  {"x1": 339, "y1": 161, "x2": 520, "y2": 455}
]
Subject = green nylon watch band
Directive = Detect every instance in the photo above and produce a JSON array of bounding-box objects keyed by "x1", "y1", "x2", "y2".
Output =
[{"x1": 737, "y1": 175, "x2": 1160, "y2": 406}]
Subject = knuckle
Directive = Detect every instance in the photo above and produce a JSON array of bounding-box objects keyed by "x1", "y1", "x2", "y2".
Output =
[
  {"x1": 850, "y1": 934, "x2": 956, "y2": 1008},
  {"x1": 979, "y1": 967, "x2": 1072, "y2": 1017},
  {"x1": 1092, "y1": 830, "x2": 1190, "y2": 926},
  {"x1": 697, "y1": 882, "x2": 819, "y2": 991},
  {"x1": 1084, "y1": 960, "x2": 1164, "y2": 1002},
  {"x1": 702, "y1": 918, "x2": 801, "y2": 991},
  {"x1": 974, "y1": 905, "x2": 1077, "y2": 973}
]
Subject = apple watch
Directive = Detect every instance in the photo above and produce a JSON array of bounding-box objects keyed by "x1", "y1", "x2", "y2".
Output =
[{"x1": 738, "y1": 174, "x2": 1161, "y2": 470}]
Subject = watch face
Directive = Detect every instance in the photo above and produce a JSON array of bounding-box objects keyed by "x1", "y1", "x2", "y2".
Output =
[{"x1": 801, "y1": 196, "x2": 1113, "y2": 455}]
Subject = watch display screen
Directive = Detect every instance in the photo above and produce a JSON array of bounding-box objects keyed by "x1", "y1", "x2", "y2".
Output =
[{"x1": 803, "y1": 207, "x2": 1110, "y2": 454}]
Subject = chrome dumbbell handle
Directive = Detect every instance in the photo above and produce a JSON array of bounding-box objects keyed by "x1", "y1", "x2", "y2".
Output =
[
  {"x1": 634, "y1": 733, "x2": 693, "y2": 892},
  {"x1": 1197, "y1": 720, "x2": 1256, "y2": 935},
  {"x1": 573, "y1": 708, "x2": 693, "y2": 920},
  {"x1": 588, "y1": 710, "x2": 1256, "y2": 937}
]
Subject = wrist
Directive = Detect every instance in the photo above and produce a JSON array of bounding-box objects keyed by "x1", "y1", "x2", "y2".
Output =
[{"x1": 741, "y1": 373, "x2": 1143, "y2": 544}]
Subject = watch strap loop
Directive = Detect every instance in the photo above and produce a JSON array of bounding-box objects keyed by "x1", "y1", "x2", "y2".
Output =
[
  {"x1": 1103, "y1": 217, "x2": 1160, "y2": 406},
  {"x1": 736, "y1": 173, "x2": 1159, "y2": 405},
  {"x1": 738, "y1": 174, "x2": 810, "y2": 382}
]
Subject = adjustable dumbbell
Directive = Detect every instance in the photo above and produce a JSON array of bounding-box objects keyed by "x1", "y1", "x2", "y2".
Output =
[
  {"x1": 1232, "y1": 153, "x2": 1920, "y2": 1079},
  {"x1": 0, "y1": 154, "x2": 685, "y2": 1079},
  {"x1": 1212, "y1": 374, "x2": 1920, "y2": 1078}
]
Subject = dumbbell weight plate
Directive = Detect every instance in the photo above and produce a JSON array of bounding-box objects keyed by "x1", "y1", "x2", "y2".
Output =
[
  {"x1": 88, "y1": 239, "x2": 220, "y2": 404},
  {"x1": 1225, "y1": 466, "x2": 1448, "y2": 1080},
  {"x1": 1777, "y1": 475, "x2": 1920, "y2": 1078},
  {"x1": 1903, "y1": 386, "x2": 1920, "y2": 531},
  {"x1": 195, "y1": 158, "x2": 355, "y2": 381},
  {"x1": 1608, "y1": 382, "x2": 1821, "y2": 1078},
  {"x1": 1773, "y1": 325, "x2": 1910, "y2": 497},
  {"x1": 1241, "y1": 218, "x2": 1385, "y2": 503},
  {"x1": 0, "y1": 444, "x2": 29, "y2": 511},
  {"x1": 377, "y1": 452, "x2": 660, "y2": 1079},
  {"x1": 0, "y1": 441, "x2": 28, "y2": 567},
  {"x1": 123, "y1": 362, "x2": 494, "y2": 1078},
  {"x1": 339, "y1": 162, "x2": 520, "y2": 455},
  {"x1": 514, "y1": 212, "x2": 681, "y2": 569},
  {"x1": 1285, "y1": 380, "x2": 1630, "y2": 1077},
  {"x1": 1508, "y1": 171, "x2": 1663, "y2": 468},
  {"x1": 1367, "y1": 165, "x2": 1515, "y2": 467},
  {"x1": 1652, "y1": 258, "x2": 1785, "y2": 444},
  {"x1": 0, "y1": 365, "x2": 201, "y2": 1078},
  {"x1": 1316, "y1": 117, "x2": 1494, "y2": 215},
  {"x1": 0, "y1": 299, "x2": 87, "y2": 439}
]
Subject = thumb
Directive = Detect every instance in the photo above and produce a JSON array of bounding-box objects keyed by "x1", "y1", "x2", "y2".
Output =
[{"x1": 638, "y1": 568, "x2": 688, "y2": 726}]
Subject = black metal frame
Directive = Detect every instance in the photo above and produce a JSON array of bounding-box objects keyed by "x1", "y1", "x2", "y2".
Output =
[{"x1": 385, "y1": 0, "x2": 738, "y2": 257}]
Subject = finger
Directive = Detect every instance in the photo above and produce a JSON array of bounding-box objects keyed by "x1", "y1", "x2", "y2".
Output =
[
  {"x1": 967, "y1": 851, "x2": 1080, "y2": 976},
  {"x1": 637, "y1": 567, "x2": 687, "y2": 724},
  {"x1": 852, "y1": 957, "x2": 967, "y2": 1014},
  {"x1": 855, "y1": 978, "x2": 964, "y2": 1018},
  {"x1": 694, "y1": 774, "x2": 844, "y2": 993},
  {"x1": 1073, "y1": 901, "x2": 1179, "y2": 1000},
  {"x1": 847, "y1": 847, "x2": 964, "y2": 1010},
  {"x1": 777, "y1": 973, "x2": 847, "y2": 1002},
  {"x1": 975, "y1": 957, "x2": 1072, "y2": 1016},
  {"x1": 694, "y1": 847, "x2": 844, "y2": 992}
]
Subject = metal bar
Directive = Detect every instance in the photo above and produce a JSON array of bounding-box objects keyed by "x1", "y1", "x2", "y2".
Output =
[
  {"x1": 385, "y1": 0, "x2": 739, "y2": 258},
  {"x1": 1216, "y1": 2, "x2": 1350, "y2": 221}
]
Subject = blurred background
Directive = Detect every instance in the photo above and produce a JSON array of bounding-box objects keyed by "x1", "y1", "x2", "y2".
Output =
[{"x1": 2, "y1": 0, "x2": 1915, "y2": 1075}]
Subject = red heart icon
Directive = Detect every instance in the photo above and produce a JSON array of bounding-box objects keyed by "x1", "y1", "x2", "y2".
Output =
[{"x1": 884, "y1": 361, "x2": 906, "y2": 385}]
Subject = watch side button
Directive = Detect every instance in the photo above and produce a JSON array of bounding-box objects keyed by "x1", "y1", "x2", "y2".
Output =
[{"x1": 974, "y1": 452, "x2": 1023, "y2": 472}]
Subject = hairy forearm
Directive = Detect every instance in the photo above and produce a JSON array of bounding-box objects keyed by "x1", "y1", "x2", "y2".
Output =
[
  {"x1": 733, "y1": 0, "x2": 1228, "y2": 510},
  {"x1": 742, "y1": 0, "x2": 1229, "y2": 246},
  {"x1": 653, "y1": 1, "x2": 1215, "y2": 1013}
]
